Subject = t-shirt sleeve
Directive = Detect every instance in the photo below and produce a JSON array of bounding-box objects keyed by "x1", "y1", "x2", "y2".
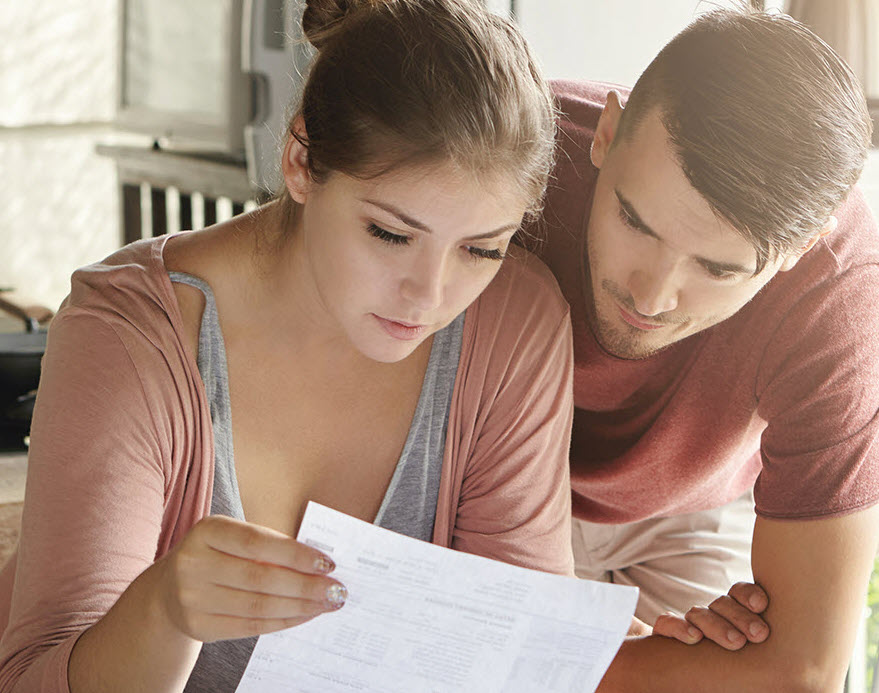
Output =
[
  {"x1": 755, "y1": 264, "x2": 879, "y2": 519},
  {"x1": 447, "y1": 262, "x2": 576, "y2": 577},
  {"x1": 0, "y1": 312, "x2": 170, "y2": 692}
]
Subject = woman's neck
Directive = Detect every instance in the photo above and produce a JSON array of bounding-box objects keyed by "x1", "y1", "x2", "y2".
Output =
[{"x1": 232, "y1": 200, "x2": 381, "y2": 368}]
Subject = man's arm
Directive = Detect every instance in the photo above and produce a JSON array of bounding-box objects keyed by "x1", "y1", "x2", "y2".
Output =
[{"x1": 598, "y1": 505, "x2": 879, "y2": 692}]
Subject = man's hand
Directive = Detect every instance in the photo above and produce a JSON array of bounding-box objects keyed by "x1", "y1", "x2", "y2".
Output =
[{"x1": 649, "y1": 582, "x2": 769, "y2": 650}]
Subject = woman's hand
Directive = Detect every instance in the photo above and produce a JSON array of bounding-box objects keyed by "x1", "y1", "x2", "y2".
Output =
[
  {"x1": 151, "y1": 515, "x2": 347, "y2": 643},
  {"x1": 644, "y1": 582, "x2": 770, "y2": 650}
]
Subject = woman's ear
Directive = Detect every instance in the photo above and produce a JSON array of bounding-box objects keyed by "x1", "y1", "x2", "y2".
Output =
[{"x1": 282, "y1": 117, "x2": 313, "y2": 204}]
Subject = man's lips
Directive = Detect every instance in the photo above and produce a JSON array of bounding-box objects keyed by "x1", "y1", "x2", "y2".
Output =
[
  {"x1": 617, "y1": 305, "x2": 665, "y2": 331},
  {"x1": 373, "y1": 314, "x2": 427, "y2": 341}
]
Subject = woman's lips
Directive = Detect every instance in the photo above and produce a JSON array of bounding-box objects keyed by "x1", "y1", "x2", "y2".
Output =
[
  {"x1": 617, "y1": 305, "x2": 665, "y2": 331},
  {"x1": 373, "y1": 314, "x2": 427, "y2": 341}
]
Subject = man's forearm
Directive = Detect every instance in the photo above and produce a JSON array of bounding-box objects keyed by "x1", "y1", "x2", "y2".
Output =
[
  {"x1": 599, "y1": 633, "x2": 844, "y2": 693},
  {"x1": 598, "y1": 508, "x2": 879, "y2": 693}
]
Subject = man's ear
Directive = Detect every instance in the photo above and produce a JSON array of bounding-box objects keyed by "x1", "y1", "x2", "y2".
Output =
[
  {"x1": 590, "y1": 90, "x2": 624, "y2": 169},
  {"x1": 282, "y1": 117, "x2": 313, "y2": 204},
  {"x1": 778, "y1": 215, "x2": 837, "y2": 272}
]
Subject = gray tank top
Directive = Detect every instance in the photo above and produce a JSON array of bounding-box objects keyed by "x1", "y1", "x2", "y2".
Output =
[{"x1": 169, "y1": 272, "x2": 463, "y2": 692}]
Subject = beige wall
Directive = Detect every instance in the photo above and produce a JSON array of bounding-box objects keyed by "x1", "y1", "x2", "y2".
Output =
[
  {"x1": 0, "y1": 1, "x2": 119, "y2": 311},
  {"x1": 0, "y1": 0, "x2": 876, "y2": 312},
  {"x1": 514, "y1": 0, "x2": 773, "y2": 87},
  {"x1": 861, "y1": 150, "x2": 879, "y2": 217}
]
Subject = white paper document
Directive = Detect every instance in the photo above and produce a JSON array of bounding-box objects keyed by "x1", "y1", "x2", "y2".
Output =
[{"x1": 236, "y1": 502, "x2": 637, "y2": 693}]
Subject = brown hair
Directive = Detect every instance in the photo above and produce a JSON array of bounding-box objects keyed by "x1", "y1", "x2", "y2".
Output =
[
  {"x1": 616, "y1": 8, "x2": 873, "y2": 273},
  {"x1": 278, "y1": 0, "x2": 556, "y2": 221}
]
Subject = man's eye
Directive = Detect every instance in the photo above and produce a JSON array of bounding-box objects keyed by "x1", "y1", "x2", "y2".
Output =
[
  {"x1": 368, "y1": 223, "x2": 409, "y2": 245},
  {"x1": 706, "y1": 266, "x2": 736, "y2": 280},
  {"x1": 617, "y1": 206, "x2": 645, "y2": 233}
]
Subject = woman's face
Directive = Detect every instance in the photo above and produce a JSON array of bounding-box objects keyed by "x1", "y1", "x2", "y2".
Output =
[{"x1": 288, "y1": 157, "x2": 529, "y2": 363}]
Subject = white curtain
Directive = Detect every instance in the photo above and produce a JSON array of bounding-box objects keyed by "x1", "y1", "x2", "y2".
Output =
[{"x1": 786, "y1": 0, "x2": 878, "y2": 97}]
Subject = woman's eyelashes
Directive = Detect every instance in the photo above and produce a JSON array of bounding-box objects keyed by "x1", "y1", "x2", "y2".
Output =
[
  {"x1": 366, "y1": 223, "x2": 505, "y2": 261},
  {"x1": 467, "y1": 246, "x2": 505, "y2": 261},
  {"x1": 367, "y1": 223, "x2": 409, "y2": 245}
]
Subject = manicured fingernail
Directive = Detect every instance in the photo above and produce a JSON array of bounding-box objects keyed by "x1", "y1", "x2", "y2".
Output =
[
  {"x1": 749, "y1": 622, "x2": 765, "y2": 637},
  {"x1": 314, "y1": 555, "x2": 335, "y2": 574},
  {"x1": 326, "y1": 583, "x2": 347, "y2": 609},
  {"x1": 749, "y1": 594, "x2": 763, "y2": 609},
  {"x1": 728, "y1": 629, "x2": 744, "y2": 643},
  {"x1": 687, "y1": 626, "x2": 701, "y2": 640}
]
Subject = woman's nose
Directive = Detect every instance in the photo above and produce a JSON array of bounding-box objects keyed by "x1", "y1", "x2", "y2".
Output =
[{"x1": 400, "y1": 256, "x2": 446, "y2": 312}]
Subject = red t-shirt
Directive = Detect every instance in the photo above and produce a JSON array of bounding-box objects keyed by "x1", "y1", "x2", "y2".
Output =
[{"x1": 530, "y1": 79, "x2": 879, "y2": 523}]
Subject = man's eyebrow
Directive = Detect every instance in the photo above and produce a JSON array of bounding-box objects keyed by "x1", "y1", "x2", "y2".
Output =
[
  {"x1": 616, "y1": 190, "x2": 660, "y2": 239},
  {"x1": 362, "y1": 198, "x2": 519, "y2": 240},
  {"x1": 614, "y1": 189, "x2": 753, "y2": 275}
]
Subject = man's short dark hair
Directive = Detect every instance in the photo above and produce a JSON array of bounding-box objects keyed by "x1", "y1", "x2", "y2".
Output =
[{"x1": 617, "y1": 8, "x2": 873, "y2": 273}]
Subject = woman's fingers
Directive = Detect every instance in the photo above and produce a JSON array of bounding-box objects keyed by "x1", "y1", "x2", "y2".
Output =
[
  {"x1": 197, "y1": 516, "x2": 335, "y2": 575},
  {"x1": 194, "y1": 583, "x2": 345, "y2": 620},
  {"x1": 155, "y1": 515, "x2": 348, "y2": 643},
  {"x1": 185, "y1": 565, "x2": 347, "y2": 614},
  {"x1": 206, "y1": 548, "x2": 345, "y2": 603}
]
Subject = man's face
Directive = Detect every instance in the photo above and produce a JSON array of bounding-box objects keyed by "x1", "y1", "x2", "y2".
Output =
[{"x1": 585, "y1": 102, "x2": 795, "y2": 360}]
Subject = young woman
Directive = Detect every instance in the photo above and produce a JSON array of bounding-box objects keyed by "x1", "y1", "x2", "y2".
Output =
[{"x1": 0, "y1": 1, "x2": 573, "y2": 690}]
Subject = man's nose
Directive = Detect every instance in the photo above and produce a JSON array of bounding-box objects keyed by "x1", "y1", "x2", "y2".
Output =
[{"x1": 627, "y1": 265, "x2": 679, "y2": 316}]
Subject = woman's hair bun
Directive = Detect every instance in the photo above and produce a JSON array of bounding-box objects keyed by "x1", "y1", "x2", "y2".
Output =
[{"x1": 302, "y1": 0, "x2": 390, "y2": 51}]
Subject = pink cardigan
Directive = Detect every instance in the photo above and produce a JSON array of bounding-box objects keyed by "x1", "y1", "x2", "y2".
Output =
[{"x1": 0, "y1": 236, "x2": 574, "y2": 691}]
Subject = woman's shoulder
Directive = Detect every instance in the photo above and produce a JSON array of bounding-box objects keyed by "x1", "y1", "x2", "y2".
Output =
[
  {"x1": 66, "y1": 211, "x2": 248, "y2": 314},
  {"x1": 64, "y1": 236, "x2": 175, "y2": 323},
  {"x1": 54, "y1": 235, "x2": 196, "y2": 384},
  {"x1": 459, "y1": 245, "x2": 571, "y2": 376},
  {"x1": 63, "y1": 221, "x2": 233, "y2": 328},
  {"x1": 161, "y1": 218, "x2": 248, "y2": 279},
  {"x1": 471, "y1": 245, "x2": 570, "y2": 331},
  {"x1": 40, "y1": 237, "x2": 200, "y2": 436}
]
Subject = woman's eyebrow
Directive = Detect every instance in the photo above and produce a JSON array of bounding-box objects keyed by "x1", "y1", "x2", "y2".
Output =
[
  {"x1": 362, "y1": 198, "x2": 519, "y2": 239},
  {"x1": 363, "y1": 198, "x2": 430, "y2": 231}
]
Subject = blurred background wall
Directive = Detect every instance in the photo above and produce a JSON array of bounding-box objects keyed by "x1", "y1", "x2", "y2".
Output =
[
  {"x1": 1, "y1": 1, "x2": 119, "y2": 313},
  {"x1": 0, "y1": 0, "x2": 876, "y2": 312}
]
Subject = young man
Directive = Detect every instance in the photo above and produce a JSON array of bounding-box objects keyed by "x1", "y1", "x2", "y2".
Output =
[{"x1": 529, "y1": 8, "x2": 879, "y2": 691}]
